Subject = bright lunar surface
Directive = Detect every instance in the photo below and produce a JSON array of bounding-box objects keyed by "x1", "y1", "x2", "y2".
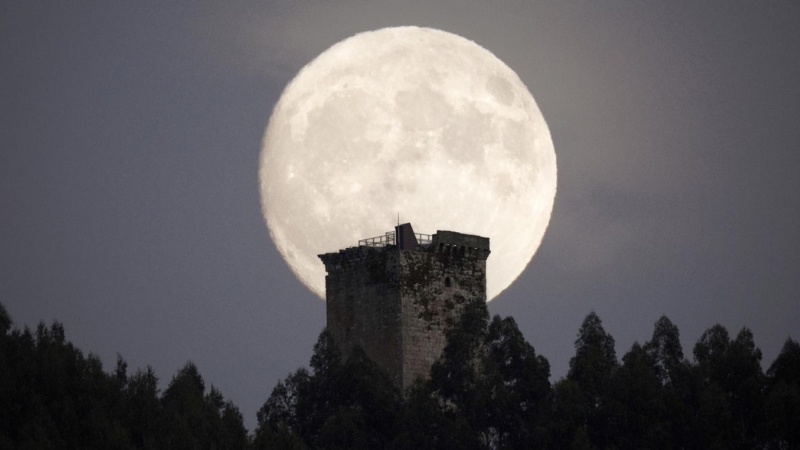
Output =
[{"x1": 260, "y1": 26, "x2": 556, "y2": 301}]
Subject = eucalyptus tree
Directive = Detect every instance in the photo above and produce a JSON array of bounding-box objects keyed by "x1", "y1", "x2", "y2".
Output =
[
  {"x1": 158, "y1": 362, "x2": 248, "y2": 450},
  {"x1": 763, "y1": 337, "x2": 800, "y2": 449},
  {"x1": 256, "y1": 330, "x2": 402, "y2": 450},
  {"x1": 480, "y1": 315, "x2": 552, "y2": 449},
  {"x1": 566, "y1": 311, "x2": 618, "y2": 449},
  {"x1": 692, "y1": 325, "x2": 765, "y2": 449},
  {"x1": 607, "y1": 343, "x2": 669, "y2": 449}
]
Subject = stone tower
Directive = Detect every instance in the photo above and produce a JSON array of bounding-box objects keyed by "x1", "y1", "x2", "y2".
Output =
[{"x1": 318, "y1": 223, "x2": 490, "y2": 390}]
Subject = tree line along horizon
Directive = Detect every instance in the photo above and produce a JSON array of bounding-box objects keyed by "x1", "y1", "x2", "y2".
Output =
[{"x1": 0, "y1": 299, "x2": 798, "y2": 450}]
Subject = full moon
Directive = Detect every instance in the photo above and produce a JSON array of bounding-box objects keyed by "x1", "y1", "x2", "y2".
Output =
[{"x1": 260, "y1": 27, "x2": 556, "y2": 301}]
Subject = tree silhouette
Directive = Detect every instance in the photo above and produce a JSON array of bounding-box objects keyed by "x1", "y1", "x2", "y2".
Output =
[
  {"x1": 124, "y1": 365, "x2": 161, "y2": 449},
  {"x1": 3, "y1": 299, "x2": 799, "y2": 450},
  {"x1": 607, "y1": 342, "x2": 668, "y2": 449},
  {"x1": 0, "y1": 302, "x2": 248, "y2": 449},
  {"x1": 480, "y1": 315, "x2": 551, "y2": 449},
  {"x1": 158, "y1": 362, "x2": 249, "y2": 450},
  {"x1": 255, "y1": 331, "x2": 401, "y2": 450},
  {"x1": 643, "y1": 315, "x2": 693, "y2": 449},
  {"x1": 644, "y1": 316, "x2": 684, "y2": 386},
  {"x1": 763, "y1": 338, "x2": 800, "y2": 449},
  {"x1": 566, "y1": 311, "x2": 618, "y2": 449},
  {"x1": 692, "y1": 325, "x2": 765, "y2": 449}
]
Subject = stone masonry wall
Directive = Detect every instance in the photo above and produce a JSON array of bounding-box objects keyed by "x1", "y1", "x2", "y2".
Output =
[
  {"x1": 319, "y1": 227, "x2": 490, "y2": 392},
  {"x1": 398, "y1": 237, "x2": 488, "y2": 389},
  {"x1": 321, "y1": 247, "x2": 403, "y2": 386}
]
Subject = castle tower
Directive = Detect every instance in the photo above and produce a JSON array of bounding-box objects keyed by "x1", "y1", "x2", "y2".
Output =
[{"x1": 318, "y1": 223, "x2": 490, "y2": 390}]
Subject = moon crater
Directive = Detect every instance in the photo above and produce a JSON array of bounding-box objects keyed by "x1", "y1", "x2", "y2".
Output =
[{"x1": 260, "y1": 26, "x2": 556, "y2": 301}]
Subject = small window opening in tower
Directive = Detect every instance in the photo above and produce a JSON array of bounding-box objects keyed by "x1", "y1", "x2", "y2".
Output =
[{"x1": 445, "y1": 277, "x2": 452, "y2": 288}]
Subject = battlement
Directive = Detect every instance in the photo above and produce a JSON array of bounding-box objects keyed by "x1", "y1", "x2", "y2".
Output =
[
  {"x1": 432, "y1": 230, "x2": 489, "y2": 251},
  {"x1": 319, "y1": 224, "x2": 490, "y2": 270},
  {"x1": 431, "y1": 230, "x2": 490, "y2": 260},
  {"x1": 318, "y1": 245, "x2": 385, "y2": 268}
]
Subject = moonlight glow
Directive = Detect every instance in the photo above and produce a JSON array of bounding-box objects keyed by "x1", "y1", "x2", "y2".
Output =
[{"x1": 260, "y1": 27, "x2": 556, "y2": 301}]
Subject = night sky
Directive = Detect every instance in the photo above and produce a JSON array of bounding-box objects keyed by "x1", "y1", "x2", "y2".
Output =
[{"x1": 2, "y1": 2, "x2": 799, "y2": 430}]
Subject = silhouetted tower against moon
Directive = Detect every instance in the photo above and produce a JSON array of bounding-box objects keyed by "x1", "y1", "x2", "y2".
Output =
[{"x1": 318, "y1": 223, "x2": 490, "y2": 390}]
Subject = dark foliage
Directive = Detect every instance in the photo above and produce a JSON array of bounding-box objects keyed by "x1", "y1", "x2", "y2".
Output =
[
  {"x1": 254, "y1": 330, "x2": 402, "y2": 450},
  {"x1": 256, "y1": 304, "x2": 798, "y2": 450},
  {"x1": 763, "y1": 338, "x2": 800, "y2": 449},
  {"x1": 256, "y1": 300, "x2": 553, "y2": 450},
  {"x1": 0, "y1": 302, "x2": 248, "y2": 449},
  {"x1": 563, "y1": 311, "x2": 618, "y2": 449},
  {"x1": 2, "y1": 299, "x2": 798, "y2": 450}
]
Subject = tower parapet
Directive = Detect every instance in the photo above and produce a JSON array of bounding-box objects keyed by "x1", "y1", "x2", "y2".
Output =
[{"x1": 318, "y1": 223, "x2": 490, "y2": 390}]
